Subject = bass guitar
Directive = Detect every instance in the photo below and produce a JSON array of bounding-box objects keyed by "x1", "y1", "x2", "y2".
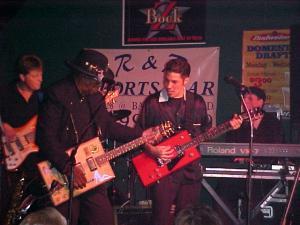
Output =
[
  {"x1": 2, "y1": 115, "x2": 39, "y2": 171},
  {"x1": 132, "y1": 109, "x2": 262, "y2": 187},
  {"x1": 38, "y1": 121, "x2": 174, "y2": 206}
]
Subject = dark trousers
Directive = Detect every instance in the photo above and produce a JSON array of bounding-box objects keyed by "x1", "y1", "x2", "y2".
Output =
[
  {"x1": 56, "y1": 187, "x2": 114, "y2": 225},
  {"x1": 151, "y1": 176, "x2": 201, "y2": 225}
]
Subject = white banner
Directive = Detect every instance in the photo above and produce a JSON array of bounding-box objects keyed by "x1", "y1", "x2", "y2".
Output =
[{"x1": 93, "y1": 48, "x2": 220, "y2": 127}]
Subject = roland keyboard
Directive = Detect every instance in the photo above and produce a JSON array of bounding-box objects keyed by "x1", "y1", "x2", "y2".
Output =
[
  {"x1": 202, "y1": 166, "x2": 298, "y2": 180},
  {"x1": 199, "y1": 143, "x2": 300, "y2": 158}
]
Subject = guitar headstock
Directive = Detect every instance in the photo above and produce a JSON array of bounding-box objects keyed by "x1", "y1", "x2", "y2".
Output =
[
  {"x1": 143, "y1": 121, "x2": 174, "y2": 145},
  {"x1": 159, "y1": 121, "x2": 175, "y2": 138}
]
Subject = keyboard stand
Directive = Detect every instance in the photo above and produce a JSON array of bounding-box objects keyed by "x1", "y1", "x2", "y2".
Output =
[
  {"x1": 251, "y1": 180, "x2": 288, "y2": 219},
  {"x1": 202, "y1": 175, "x2": 289, "y2": 225},
  {"x1": 201, "y1": 179, "x2": 243, "y2": 225}
]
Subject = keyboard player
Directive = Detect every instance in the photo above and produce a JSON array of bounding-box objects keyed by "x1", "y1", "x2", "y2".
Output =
[{"x1": 214, "y1": 86, "x2": 285, "y2": 225}]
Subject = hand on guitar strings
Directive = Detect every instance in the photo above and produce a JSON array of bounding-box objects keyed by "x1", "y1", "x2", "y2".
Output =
[
  {"x1": 142, "y1": 125, "x2": 164, "y2": 145},
  {"x1": 2, "y1": 123, "x2": 17, "y2": 141},
  {"x1": 229, "y1": 114, "x2": 243, "y2": 130},
  {"x1": 73, "y1": 166, "x2": 87, "y2": 189},
  {"x1": 144, "y1": 143, "x2": 175, "y2": 162}
]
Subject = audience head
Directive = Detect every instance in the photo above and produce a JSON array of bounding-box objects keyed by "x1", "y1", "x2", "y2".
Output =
[
  {"x1": 19, "y1": 207, "x2": 67, "y2": 225},
  {"x1": 175, "y1": 205, "x2": 223, "y2": 225}
]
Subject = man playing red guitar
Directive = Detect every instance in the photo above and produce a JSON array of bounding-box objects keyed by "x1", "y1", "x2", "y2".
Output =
[{"x1": 136, "y1": 58, "x2": 242, "y2": 225}]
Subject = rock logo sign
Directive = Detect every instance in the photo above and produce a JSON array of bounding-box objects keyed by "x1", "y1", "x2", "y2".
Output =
[{"x1": 122, "y1": 0, "x2": 206, "y2": 46}]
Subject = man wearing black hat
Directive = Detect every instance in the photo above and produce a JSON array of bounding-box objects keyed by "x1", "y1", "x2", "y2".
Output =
[{"x1": 36, "y1": 49, "x2": 161, "y2": 225}]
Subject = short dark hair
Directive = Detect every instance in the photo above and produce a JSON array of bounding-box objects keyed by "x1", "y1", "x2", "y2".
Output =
[
  {"x1": 247, "y1": 86, "x2": 266, "y2": 101},
  {"x1": 16, "y1": 54, "x2": 43, "y2": 75},
  {"x1": 163, "y1": 58, "x2": 191, "y2": 77},
  {"x1": 19, "y1": 207, "x2": 66, "y2": 225},
  {"x1": 175, "y1": 205, "x2": 223, "y2": 225}
]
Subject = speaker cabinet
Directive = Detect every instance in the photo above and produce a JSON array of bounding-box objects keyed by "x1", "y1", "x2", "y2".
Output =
[{"x1": 114, "y1": 206, "x2": 152, "y2": 225}]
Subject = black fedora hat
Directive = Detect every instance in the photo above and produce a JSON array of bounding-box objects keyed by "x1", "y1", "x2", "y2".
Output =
[{"x1": 66, "y1": 49, "x2": 112, "y2": 83}]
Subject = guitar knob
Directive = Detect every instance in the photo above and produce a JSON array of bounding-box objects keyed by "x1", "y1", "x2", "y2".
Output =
[{"x1": 189, "y1": 152, "x2": 194, "y2": 157}]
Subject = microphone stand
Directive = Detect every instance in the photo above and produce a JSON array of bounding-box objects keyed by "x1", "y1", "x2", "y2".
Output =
[
  {"x1": 280, "y1": 165, "x2": 300, "y2": 225},
  {"x1": 238, "y1": 90, "x2": 254, "y2": 225},
  {"x1": 67, "y1": 113, "x2": 79, "y2": 225},
  {"x1": 66, "y1": 92, "x2": 109, "y2": 225}
]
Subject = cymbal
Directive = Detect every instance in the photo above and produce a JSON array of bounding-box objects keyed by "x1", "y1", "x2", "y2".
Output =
[{"x1": 110, "y1": 110, "x2": 131, "y2": 121}]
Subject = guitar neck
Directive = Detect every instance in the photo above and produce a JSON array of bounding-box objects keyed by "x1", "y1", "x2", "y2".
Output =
[
  {"x1": 95, "y1": 136, "x2": 147, "y2": 166},
  {"x1": 179, "y1": 121, "x2": 233, "y2": 151}
]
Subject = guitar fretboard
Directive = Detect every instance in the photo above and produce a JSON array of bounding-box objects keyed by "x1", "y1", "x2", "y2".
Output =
[
  {"x1": 95, "y1": 136, "x2": 147, "y2": 166},
  {"x1": 174, "y1": 109, "x2": 260, "y2": 153},
  {"x1": 177, "y1": 121, "x2": 232, "y2": 153}
]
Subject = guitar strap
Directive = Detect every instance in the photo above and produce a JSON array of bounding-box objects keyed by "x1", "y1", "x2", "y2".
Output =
[
  {"x1": 183, "y1": 93, "x2": 194, "y2": 133},
  {"x1": 183, "y1": 93, "x2": 203, "y2": 137},
  {"x1": 157, "y1": 93, "x2": 192, "y2": 131},
  {"x1": 86, "y1": 96, "x2": 104, "y2": 145},
  {"x1": 175, "y1": 98, "x2": 186, "y2": 130}
]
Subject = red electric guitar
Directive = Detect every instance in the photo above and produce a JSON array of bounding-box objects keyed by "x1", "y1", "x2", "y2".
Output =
[{"x1": 132, "y1": 109, "x2": 262, "y2": 187}]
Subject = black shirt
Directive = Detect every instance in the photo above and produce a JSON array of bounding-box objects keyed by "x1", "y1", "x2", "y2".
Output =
[
  {"x1": 226, "y1": 112, "x2": 284, "y2": 144},
  {"x1": 0, "y1": 82, "x2": 40, "y2": 127}
]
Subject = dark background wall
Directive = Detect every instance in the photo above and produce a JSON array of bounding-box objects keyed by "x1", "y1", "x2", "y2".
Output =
[{"x1": 0, "y1": 0, "x2": 299, "y2": 138}]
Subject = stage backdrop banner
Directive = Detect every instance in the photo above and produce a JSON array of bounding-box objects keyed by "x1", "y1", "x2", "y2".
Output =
[
  {"x1": 242, "y1": 29, "x2": 290, "y2": 119},
  {"x1": 122, "y1": 0, "x2": 206, "y2": 46},
  {"x1": 93, "y1": 48, "x2": 219, "y2": 127}
]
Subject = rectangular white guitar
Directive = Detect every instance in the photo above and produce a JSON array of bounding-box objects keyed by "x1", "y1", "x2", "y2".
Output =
[{"x1": 38, "y1": 121, "x2": 174, "y2": 206}]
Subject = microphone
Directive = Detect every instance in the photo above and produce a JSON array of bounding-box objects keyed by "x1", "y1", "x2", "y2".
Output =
[
  {"x1": 102, "y1": 77, "x2": 115, "y2": 86},
  {"x1": 224, "y1": 75, "x2": 248, "y2": 93}
]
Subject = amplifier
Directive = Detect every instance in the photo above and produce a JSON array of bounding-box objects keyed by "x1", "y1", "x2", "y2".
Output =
[{"x1": 114, "y1": 205, "x2": 152, "y2": 225}]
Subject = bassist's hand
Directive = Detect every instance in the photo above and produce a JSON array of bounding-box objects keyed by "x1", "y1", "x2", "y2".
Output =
[
  {"x1": 2, "y1": 123, "x2": 16, "y2": 142},
  {"x1": 74, "y1": 166, "x2": 87, "y2": 189},
  {"x1": 144, "y1": 143, "x2": 175, "y2": 161}
]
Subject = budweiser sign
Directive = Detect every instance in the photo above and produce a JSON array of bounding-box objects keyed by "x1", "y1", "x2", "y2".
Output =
[{"x1": 251, "y1": 31, "x2": 290, "y2": 41}]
